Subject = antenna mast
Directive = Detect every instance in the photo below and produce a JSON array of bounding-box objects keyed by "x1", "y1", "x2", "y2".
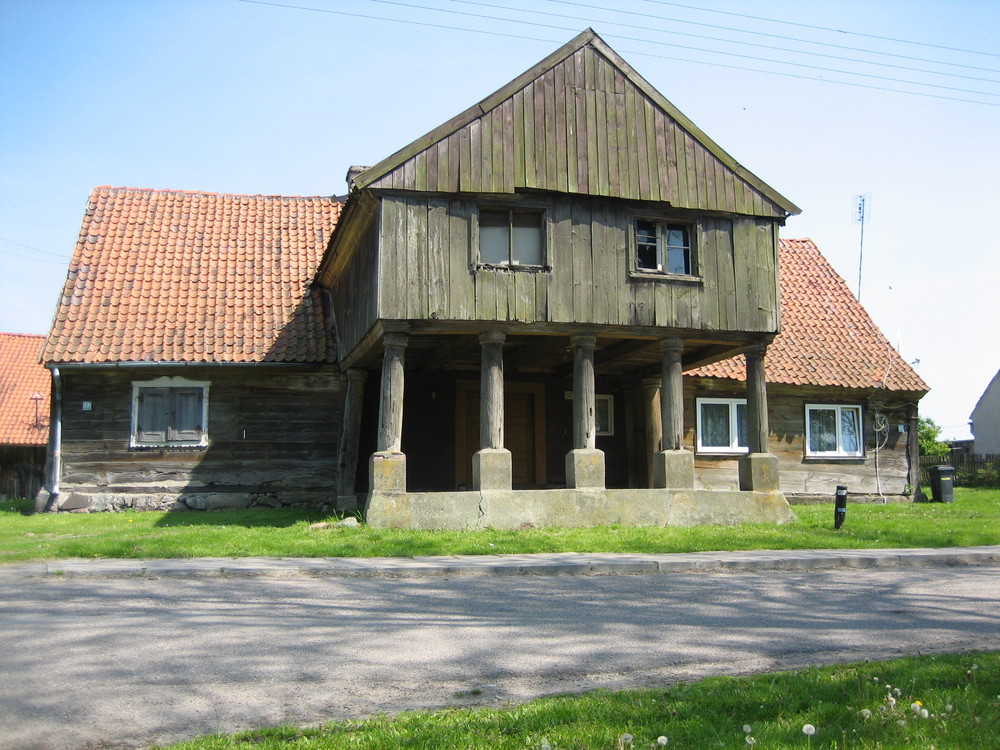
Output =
[{"x1": 854, "y1": 193, "x2": 870, "y2": 301}]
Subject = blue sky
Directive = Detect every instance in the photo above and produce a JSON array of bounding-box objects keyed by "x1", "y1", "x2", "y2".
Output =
[{"x1": 2, "y1": 0, "x2": 998, "y2": 439}]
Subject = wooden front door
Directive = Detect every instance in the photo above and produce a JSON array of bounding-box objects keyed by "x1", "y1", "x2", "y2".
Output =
[{"x1": 455, "y1": 381, "x2": 546, "y2": 488}]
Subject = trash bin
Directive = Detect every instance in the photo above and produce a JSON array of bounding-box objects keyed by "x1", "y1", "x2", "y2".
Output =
[{"x1": 927, "y1": 465, "x2": 955, "y2": 503}]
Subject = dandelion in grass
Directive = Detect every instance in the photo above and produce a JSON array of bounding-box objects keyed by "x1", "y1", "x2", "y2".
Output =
[
  {"x1": 745, "y1": 736, "x2": 756, "y2": 746},
  {"x1": 921, "y1": 708, "x2": 930, "y2": 719},
  {"x1": 540, "y1": 739, "x2": 551, "y2": 750},
  {"x1": 743, "y1": 725, "x2": 752, "y2": 734},
  {"x1": 802, "y1": 724, "x2": 816, "y2": 736},
  {"x1": 657, "y1": 737, "x2": 669, "y2": 746},
  {"x1": 618, "y1": 733, "x2": 633, "y2": 749},
  {"x1": 911, "y1": 702, "x2": 922, "y2": 714},
  {"x1": 860, "y1": 709, "x2": 872, "y2": 719},
  {"x1": 897, "y1": 719, "x2": 907, "y2": 727}
]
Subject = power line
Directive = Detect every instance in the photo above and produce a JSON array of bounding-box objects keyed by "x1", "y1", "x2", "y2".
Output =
[
  {"x1": 448, "y1": 0, "x2": 1000, "y2": 84},
  {"x1": 640, "y1": 0, "x2": 1000, "y2": 59},
  {"x1": 238, "y1": 0, "x2": 1000, "y2": 107},
  {"x1": 0, "y1": 235, "x2": 68, "y2": 259},
  {"x1": 544, "y1": 0, "x2": 1000, "y2": 74},
  {"x1": 371, "y1": 0, "x2": 999, "y2": 98},
  {"x1": 0, "y1": 246, "x2": 66, "y2": 265}
]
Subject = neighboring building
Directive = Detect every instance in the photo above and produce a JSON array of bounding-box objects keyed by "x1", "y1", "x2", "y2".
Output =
[
  {"x1": 0, "y1": 333, "x2": 50, "y2": 500},
  {"x1": 39, "y1": 30, "x2": 923, "y2": 525},
  {"x1": 685, "y1": 239, "x2": 927, "y2": 499},
  {"x1": 970, "y1": 369, "x2": 1000, "y2": 455}
]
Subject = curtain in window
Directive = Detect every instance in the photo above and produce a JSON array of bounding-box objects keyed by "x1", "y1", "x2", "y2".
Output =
[
  {"x1": 701, "y1": 402, "x2": 731, "y2": 447},
  {"x1": 735, "y1": 403, "x2": 749, "y2": 448},
  {"x1": 808, "y1": 408, "x2": 837, "y2": 453}
]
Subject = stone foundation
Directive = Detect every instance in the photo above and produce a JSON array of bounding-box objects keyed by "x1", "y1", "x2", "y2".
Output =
[
  {"x1": 365, "y1": 487, "x2": 795, "y2": 529},
  {"x1": 47, "y1": 489, "x2": 337, "y2": 513}
]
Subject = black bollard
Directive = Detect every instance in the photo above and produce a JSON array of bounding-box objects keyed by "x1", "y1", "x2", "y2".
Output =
[{"x1": 834, "y1": 485, "x2": 848, "y2": 530}]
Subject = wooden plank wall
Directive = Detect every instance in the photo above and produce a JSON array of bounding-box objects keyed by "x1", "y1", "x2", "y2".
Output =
[
  {"x1": 368, "y1": 46, "x2": 785, "y2": 219},
  {"x1": 330, "y1": 216, "x2": 380, "y2": 358},
  {"x1": 0, "y1": 445, "x2": 45, "y2": 501},
  {"x1": 378, "y1": 194, "x2": 780, "y2": 334},
  {"x1": 685, "y1": 380, "x2": 914, "y2": 497},
  {"x1": 58, "y1": 367, "x2": 343, "y2": 501}
]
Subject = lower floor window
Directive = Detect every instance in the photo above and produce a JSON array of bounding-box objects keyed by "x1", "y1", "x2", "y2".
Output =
[
  {"x1": 806, "y1": 404, "x2": 863, "y2": 457},
  {"x1": 696, "y1": 398, "x2": 748, "y2": 453},
  {"x1": 131, "y1": 377, "x2": 210, "y2": 447}
]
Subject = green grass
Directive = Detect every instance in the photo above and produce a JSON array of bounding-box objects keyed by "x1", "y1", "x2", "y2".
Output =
[
  {"x1": 1, "y1": 488, "x2": 998, "y2": 563},
  {"x1": 160, "y1": 652, "x2": 999, "y2": 749}
]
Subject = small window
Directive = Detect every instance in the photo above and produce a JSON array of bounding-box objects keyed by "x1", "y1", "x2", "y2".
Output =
[
  {"x1": 805, "y1": 404, "x2": 863, "y2": 457},
  {"x1": 131, "y1": 377, "x2": 209, "y2": 448},
  {"x1": 563, "y1": 392, "x2": 615, "y2": 436},
  {"x1": 478, "y1": 208, "x2": 544, "y2": 267},
  {"x1": 696, "y1": 398, "x2": 748, "y2": 453},
  {"x1": 635, "y1": 219, "x2": 692, "y2": 275}
]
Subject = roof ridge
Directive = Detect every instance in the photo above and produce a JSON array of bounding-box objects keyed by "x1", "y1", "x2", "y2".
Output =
[
  {"x1": 0, "y1": 332, "x2": 46, "y2": 340},
  {"x1": 92, "y1": 185, "x2": 342, "y2": 201}
]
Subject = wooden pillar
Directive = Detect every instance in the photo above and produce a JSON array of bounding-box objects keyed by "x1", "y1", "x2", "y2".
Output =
[
  {"x1": 479, "y1": 331, "x2": 505, "y2": 450},
  {"x1": 572, "y1": 333, "x2": 597, "y2": 449},
  {"x1": 745, "y1": 343, "x2": 769, "y2": 454},
  {"x1": 376, "y1": 331, "x2": 407, "y2": 453},
  {"x1": 566, "y1": 333, "x2": 605, "y2": 488},
  {"x1": 336, "y1": 368, "x2": 367, "y2": 505},
  {"x1": 642, "y1": 377, "x2": 662, "y2": 487},
  {"x1": 659, "y1": 337, "x2": 684, "y2": 451},
  {"x1": 473, "y1": 330, "x2": 511, "y2": 490},
  {"x1": 738, "y1": 341, "x2": 779, "y2": 491}
]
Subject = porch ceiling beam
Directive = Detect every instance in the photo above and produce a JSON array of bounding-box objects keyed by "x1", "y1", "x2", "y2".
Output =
[
  {"x1": 418, "y1": 335, "x2": 478, "y2": 373},
  {"x1": 504, "y1": 336, "x2": 570, "y2": 371}
]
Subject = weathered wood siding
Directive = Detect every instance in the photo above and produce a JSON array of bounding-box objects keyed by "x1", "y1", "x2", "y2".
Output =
[
  {"x1": 368, "y1": 45, "x2": 787, "y2": 218},
  {"x1": 0, "y1": 445, "x2": 45, "y2": 501},
  {"x1": 378, "y1": 194, "x2": 780, "y2": 333},
  {"x1": 57, "y1": 367, "x2": 343, "y2": 508},
  {"x1": 329, "y1": 211, "x2": 380, "y2": 359},
  {"x1": 685, "y1": 381, "x2": 914, "y2": 497}
]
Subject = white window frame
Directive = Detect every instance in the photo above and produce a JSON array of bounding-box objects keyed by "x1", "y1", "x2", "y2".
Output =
[
  {"x1": 633, "y1": 218, "x2": 696, "y2": 277},
  {"x1": 130, "y1": 376, "x2": 210, "y2": 448},
  {"x1": 563, "y1": 392, "x2": 614, "y2": 436},
  {"x1": 696, "y1": 397, "x2": 749, "y2": 454},
  {"x1": 475, "y1": 206, "x2": 547, "y2": 269},
  {"x1": 805, "y1": 404, "x2": 864, "y2": 458}
]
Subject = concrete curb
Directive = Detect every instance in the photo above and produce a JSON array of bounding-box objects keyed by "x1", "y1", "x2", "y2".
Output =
[{"x1": 22, "y1": 546, "x2": 1000, "y2": 579}]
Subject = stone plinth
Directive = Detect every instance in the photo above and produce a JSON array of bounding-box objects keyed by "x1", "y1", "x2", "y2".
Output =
[
  {"x1": 473, "y1": 448, "x2": 512, "y2": 491},
  {"x1": 566, "y1": 448, "x2": 606, "y2": 489},
  {"x1": 369, "y1": 451, "x2": 406, "y2": 493},
  {"x1": 651, "y1": 449, "x2": 695, "y2": 489},
  {"x1": 739, "y1": 452, "x2": 780, "y2": 491}
]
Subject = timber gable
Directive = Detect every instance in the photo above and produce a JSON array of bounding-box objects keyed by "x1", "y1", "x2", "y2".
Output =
[{"x1": 354, "y1": 29, "x2": 799, "y2": 218}]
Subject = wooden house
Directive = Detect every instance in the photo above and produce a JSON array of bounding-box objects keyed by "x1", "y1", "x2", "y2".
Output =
[
  {"x1": 39, "y1": 30, "x2": 924, "y2": 524},
  {"x1": 0, "y1": 333, "x2": 49, "y2": 500}
]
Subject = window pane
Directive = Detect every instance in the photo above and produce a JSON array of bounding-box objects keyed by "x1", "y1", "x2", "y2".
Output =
[
  {"x1": 512, "y1": 213, "x2": 543, "y2": 265},
  {"x1": 137, "y1": 389, "x2": 169, "y2": 443},
  {"x1": 171, "y1": 388, "x2": 203, "y2": 442},
  {"x1": 636, "y1": 220, "x2": 658, "y2": 270},
  {"x1": 736, "y1": 403, "x2": 749, "y2": 448},
  {"x1": 665, "y1": 225, "x2": 690, "y2": 274},
  {"x1": 701, "y1": 403, "x2": 731, "y2": 447},
  {"x1": 808, "y1": 408, "x2": 838, "y2": 453},
  {"x1": 840, "y1": 408, "x2": 861, "y2": 453},
  {"x1": 479, "y1": 211, "x2": 509, "y2": 265}
]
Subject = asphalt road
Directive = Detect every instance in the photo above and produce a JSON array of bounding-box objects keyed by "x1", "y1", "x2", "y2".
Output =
[{"x1": 1, "y1": 565, "x2": 998, "y2": 750}]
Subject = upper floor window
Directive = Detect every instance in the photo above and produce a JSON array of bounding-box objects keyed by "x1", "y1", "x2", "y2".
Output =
[
  {"x1": 478, "y1": 208, "x2": 545, "y2": 268},
  {"x1": 635, "y1": 219, "x2": 693, "y2": 275},
  {"x1": 131, "y1": 376, "x2": 210, "y2": 448},
  {"x1": 805, "y1": 404, "x2": 863, "y2": 457},
  {"x1": 696, "y1": 397, "x2": 748, "y2": 453}
]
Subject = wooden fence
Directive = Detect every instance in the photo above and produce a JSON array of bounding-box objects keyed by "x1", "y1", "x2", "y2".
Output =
[{"x1": 920, "y1": 453, "x2": 1000, "y2": 488}]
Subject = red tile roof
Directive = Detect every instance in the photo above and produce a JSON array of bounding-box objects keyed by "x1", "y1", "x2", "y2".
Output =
[
  {"x1": 43, "y1": 187, "x2": 342, "y2": 364},
  {"x1": 0, "y1": 333, "x2": 50, "y2": 446},
  {"x1": 687, "y1": 238, "x2": 928, "y2": 393}
]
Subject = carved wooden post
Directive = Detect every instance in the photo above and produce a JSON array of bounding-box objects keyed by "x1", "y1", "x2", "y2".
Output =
[
  {"x1": 337, "y1": 368, "x2": 367, "y2": 507},
  {"x1": 376, "y1": 332, "x2": 407, "y2": 453},
  {"x1": 369, "y1": 330, "x2": 408, "y2": 495},
  {"x1": 739, "y1": 341, "x2": 779, "y2": 491},
  {"x1": 473, "y1": 331, "x2": 511, "y2": 490},
  {"x1": 479, "y1": 331, "x2": 505, "y2": 450},
  {"x1": 651, "y1": 336, "x2": 694, "y2": 488},
  {"x1": 566, "y1": 333, "x2": 605, "y2": 488},
  {"x1": 642, "y1": 377, "x2": 662, "y2": 488},
  {"x1": 659, "y1": 337, "x2": 684, "y2": 451}
]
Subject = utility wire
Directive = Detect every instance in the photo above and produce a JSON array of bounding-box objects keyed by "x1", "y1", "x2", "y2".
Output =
[
  {"x1": 0, "y1": 235, "x2": 68, "y2": 259},
  {"x1": 545, "y1": 0, "x2": 1000, "y2": 74},
  {"x1": 238, "y1": 0, "x2": 1000, "y2": 107},
  {"x1": 641, "y1": 0, "x2": 1000, "y2": 59},
  {"x1": 0, "y1": 246, "x2": 66, "y2": 265},
  {"x1": 449, "y1": 0, "x2": 1000, "y2": 83},
  {"x1": 371, "y1": 0, "x2": 1000, "y2": 98}
]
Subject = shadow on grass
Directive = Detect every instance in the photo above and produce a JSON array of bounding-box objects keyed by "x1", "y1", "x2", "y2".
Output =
[
  {"x1": 151, "y1": 505, "x2": 333, "y2": 530},
  {"x1": 0, "y1": 498, "x2": 35, "y2": 516}
]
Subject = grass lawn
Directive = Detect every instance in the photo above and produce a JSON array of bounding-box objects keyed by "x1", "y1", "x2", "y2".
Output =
[
  {"x1": 1, "y1": 488, "x2": 997, "y2": 562},
  {"x1": 160, "y1": 651, "x2": 999, "y2": 749}
]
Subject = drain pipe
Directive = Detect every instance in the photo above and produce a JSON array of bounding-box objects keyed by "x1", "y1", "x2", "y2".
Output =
[{"x1": 39, "y1": 367, "x2": 62, "y2": 513}]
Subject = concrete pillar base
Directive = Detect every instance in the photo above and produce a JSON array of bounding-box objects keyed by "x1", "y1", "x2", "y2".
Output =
[
  {"x1": 739, "y1": 452, "x2": 780, "y2": 491},
  {"x1": 473, "y1": 448, "x2": 513, "y2": 491},
  {"x1": 369, "y1": 451, "x2": 406, "y2": 493},
  {"x1": 651, "y1": 449, "x2": 695, "y2": 489},
  {"x1": 566, "y1": 448, "x2": 606, "y2": 489}
]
